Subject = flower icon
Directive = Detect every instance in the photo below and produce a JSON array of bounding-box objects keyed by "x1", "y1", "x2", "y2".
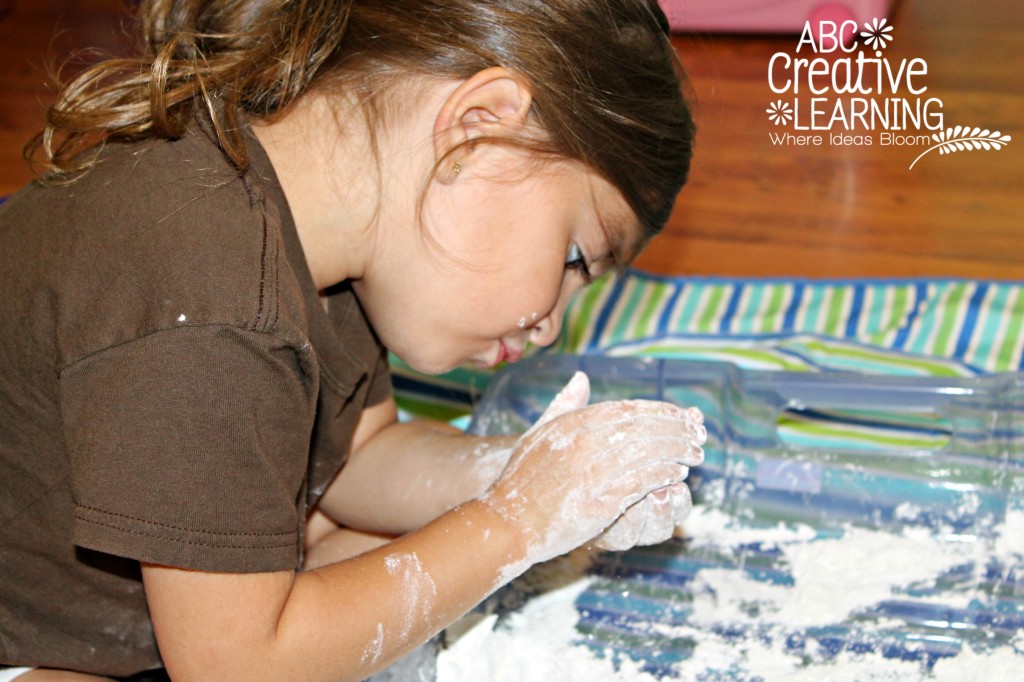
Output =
[
  {"x1": 766, "y1": 100, "x2": 793, "y2": 126},
  {"x1": 860, "y1": 17, "x2": 894, "y2": 50}
]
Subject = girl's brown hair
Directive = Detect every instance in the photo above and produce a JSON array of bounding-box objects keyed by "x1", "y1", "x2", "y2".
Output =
[{"x1": 28, "y1": 0, "x2": 695, "y2": 240}]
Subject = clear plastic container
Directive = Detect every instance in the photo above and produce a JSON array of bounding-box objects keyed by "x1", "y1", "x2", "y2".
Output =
[
  {"x1": 471, "y1": 355, "x2": 1024, "y2": 537},
  {"x1": 468, "y1": 355, "x2": 1024, "y2": 673}
]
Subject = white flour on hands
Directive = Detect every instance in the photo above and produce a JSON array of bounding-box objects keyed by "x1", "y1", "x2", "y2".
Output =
[{"x1": 482, "y1": 372, "x2": 706, "y2": 587}]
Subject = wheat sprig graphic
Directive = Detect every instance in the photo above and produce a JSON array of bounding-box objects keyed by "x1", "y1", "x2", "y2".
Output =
[{"x1": 909, "y1": 126, "x2": 1012, "y2": 169}]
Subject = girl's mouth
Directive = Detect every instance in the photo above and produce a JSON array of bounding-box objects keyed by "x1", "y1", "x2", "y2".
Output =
[{"x1": 488, "y1": 340, "x2": 523, "y2": 368}]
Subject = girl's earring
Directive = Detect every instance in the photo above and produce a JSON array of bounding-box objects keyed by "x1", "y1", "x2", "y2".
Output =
[{"x1": 452, "y1": 160, "x2": 463, "y2": 176}]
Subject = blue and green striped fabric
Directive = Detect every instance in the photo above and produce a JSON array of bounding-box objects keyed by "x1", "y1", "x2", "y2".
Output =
[
  {"x1": 554, "y1": 272, "x2": 1024, "y2": 374},
  {"x1": 392, "y1": 271, "x2": 1024, "y2": 420}
]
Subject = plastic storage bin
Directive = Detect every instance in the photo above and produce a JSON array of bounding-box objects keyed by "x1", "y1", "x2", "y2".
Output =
[
  {"x1": 468, "y1": 355, "x2": 1024, "y2": 673},
  {"x1": 471, "y1": 355, "x2": 1023, "y2": 537}
]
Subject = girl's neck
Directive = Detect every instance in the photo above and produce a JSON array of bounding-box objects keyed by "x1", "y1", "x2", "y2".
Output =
[{"x1": 251, "y1": 93, "x2": 384, "y2": 291}]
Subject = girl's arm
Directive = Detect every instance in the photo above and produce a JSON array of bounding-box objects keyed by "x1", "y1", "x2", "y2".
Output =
[
  {"x1": 315, "y1": 397, "x2": 517, "y2": 535},
  {"x1": 142, "y1": 498, "x2": 519, "y2": 682},
  {"x1": 142, "y1": 373, "x2": 705, "y2": 682}
]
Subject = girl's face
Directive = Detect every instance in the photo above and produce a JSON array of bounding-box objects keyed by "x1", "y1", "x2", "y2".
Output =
[{"x1": 353, "y1": 153, "x2": 639, "y2": 375}]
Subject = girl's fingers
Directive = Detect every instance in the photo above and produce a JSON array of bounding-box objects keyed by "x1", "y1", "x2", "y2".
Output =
[
  {"x1": 528, "y1": 372, "x2": 591, "y2": 433},
  {"x1": 670, "y1": 482, "x2": 693, "y2": 526},
  {"x1": 595, "y1": 500, "x2": 646, "y2": 550},
  {"x1": 636, "y1": 492, "x2": 675, "y2": 546},
  {"x1": 493, "y1": 387, "x2": 707, "y2": 562},
  {"x1": 596, "y1": 482, "x2": 687, "y2": 551}
]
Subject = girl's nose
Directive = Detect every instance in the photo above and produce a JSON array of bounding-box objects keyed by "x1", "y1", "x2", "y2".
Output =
[
  {"x1": 529, "y1": 307, "x2": 565, "y2": 348},
  {"x1": 529, "y1": 276, "x2": 586, "y2": 348}
]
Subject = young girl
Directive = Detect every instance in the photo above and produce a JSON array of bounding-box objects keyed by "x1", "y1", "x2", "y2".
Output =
[{"x1": 0, "y1": 1, "x2": 702, "y2": 679}]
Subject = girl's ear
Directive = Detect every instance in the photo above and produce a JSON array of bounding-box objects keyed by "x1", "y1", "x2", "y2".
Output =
[{"x1": 432, "y1": 67, "x2": 533, "y2": 182}]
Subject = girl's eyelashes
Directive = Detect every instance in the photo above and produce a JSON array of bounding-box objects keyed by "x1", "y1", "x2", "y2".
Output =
[{"x1": 565, "y1": 242, "x2": 592, "y2": 282}]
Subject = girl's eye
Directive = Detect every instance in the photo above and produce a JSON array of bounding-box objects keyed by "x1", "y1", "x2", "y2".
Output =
[{"x1": 565, "y1": 243, "x2": 591, "y2": 281}]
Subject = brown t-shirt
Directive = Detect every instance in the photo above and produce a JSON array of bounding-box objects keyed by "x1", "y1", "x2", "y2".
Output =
[{"x1": 0, "y1": 121, "x2": 392, "y2": 676}]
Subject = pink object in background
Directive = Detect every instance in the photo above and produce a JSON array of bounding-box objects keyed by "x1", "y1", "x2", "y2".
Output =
[{"x1": 659, "y1": 0, "x2": 894, "y2": 45}]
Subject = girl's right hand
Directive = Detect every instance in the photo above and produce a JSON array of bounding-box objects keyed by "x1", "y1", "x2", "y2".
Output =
[{"x1": 482, "y1": 372, "x2": 706, "y2": 569}]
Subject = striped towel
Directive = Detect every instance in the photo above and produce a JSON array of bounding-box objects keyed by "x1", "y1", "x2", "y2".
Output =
[
  {"x1": 555, "y1": 272, "x2": 1024, "y2": 374},
  {"x1": 392, "y1": 272, "x2": 1024, "y2": 421}
]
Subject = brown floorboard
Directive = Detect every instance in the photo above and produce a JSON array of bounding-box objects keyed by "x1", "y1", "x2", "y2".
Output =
[{"x1": 1, "y1": 0, "x2": 1021, "y2": 279}]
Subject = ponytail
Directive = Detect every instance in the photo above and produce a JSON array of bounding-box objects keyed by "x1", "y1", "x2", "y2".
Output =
[{"x1": 28, "y1": 0, "x2": 356, "y2": 180}]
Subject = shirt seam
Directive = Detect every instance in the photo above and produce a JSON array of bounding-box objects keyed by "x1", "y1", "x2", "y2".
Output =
[
  {"x1": 243, "y1": 172, "x2": 272, "y2": 333},
  {"x1": 76, "y1": 504, "x2": 294, "y2": 541},
  {"x1": 57, "y1": 322, "x2": 307, "y2": 375},
  {"x1": 77, "y1": 516, "x2": 295, "y2": 550}
]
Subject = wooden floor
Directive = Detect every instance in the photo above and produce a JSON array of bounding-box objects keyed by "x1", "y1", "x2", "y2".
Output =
[{"x1": 1, "y1": 0, "x2": 1021, "y2": 280}]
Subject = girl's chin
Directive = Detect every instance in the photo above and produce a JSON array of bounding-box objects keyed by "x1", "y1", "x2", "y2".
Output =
[
  {"x1": 392, "y1": 339, "x2": 497, "y2": 375},
  {"x1": 393, "y1": 351, "x2": 463, "y2": 376}
]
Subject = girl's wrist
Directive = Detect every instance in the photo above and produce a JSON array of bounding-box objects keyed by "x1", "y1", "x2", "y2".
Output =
[{"x1": 454, "y1": 497, "x2": 533, "y2": 589}]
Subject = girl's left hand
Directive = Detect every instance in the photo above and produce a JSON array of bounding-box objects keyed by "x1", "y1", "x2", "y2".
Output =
[{"x1": 593, "y1": 480, "x2": 693, "y2": 550}]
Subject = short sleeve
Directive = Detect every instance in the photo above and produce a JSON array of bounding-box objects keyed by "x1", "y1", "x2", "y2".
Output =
[{"x1": 59, "y1": 324, "x2": 319, "y2": 573}]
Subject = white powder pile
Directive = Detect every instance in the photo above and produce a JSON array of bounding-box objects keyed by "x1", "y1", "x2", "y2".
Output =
[
  {"x1": 437, "y1": 578, "x2": 660, "y2": 682},
  {"x1": 437, "y1": 506, "x2": 1024, "y2": 681},
  {"x1": 994, "y1": 506, "x2": 1024, "y2": 558},
  {"x1": 930, "y1": 640, "x2": 1024, "y2": 682},
  {"x1": 686, "y1": 511, "x2": 988, "y2": 628},
  {"x1": 681, "y1": 632, "x2": 924, "y2": 682}
]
